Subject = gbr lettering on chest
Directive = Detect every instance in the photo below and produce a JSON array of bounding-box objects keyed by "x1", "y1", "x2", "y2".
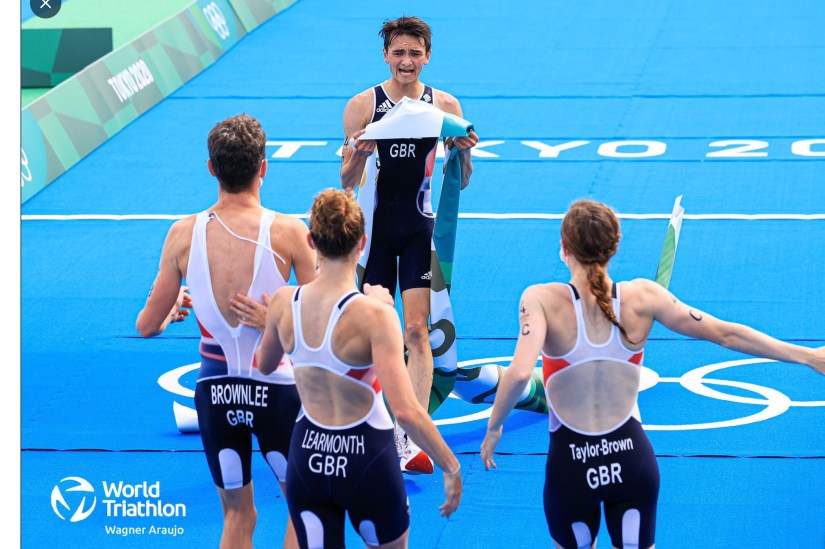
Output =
[{"x1": 389, "y1": 142, "x2": 416, "y2": 158}]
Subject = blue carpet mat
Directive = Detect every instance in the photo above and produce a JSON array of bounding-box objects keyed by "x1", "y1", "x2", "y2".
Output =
[{"x1": 21, "y1": 0, "x2": 825, "y2": 546}]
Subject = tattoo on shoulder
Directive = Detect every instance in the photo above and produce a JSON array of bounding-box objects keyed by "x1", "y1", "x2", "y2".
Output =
[
  {"x1": 689, "y1": 309, "x2": 703, "y2": 321},
  {"x1": 520, "y1": 301, "x2": 527, "y2": 315},
  {"x1": 521, "y1": 323, "x2": 531, "y2": 336}
]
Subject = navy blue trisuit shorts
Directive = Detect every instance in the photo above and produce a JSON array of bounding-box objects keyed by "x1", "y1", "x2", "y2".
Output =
[
  {"x1": 544, "y1": 418, "x2": 660, "y2": 549},
  {"x1": 286, "y1": 414, "x2": 410, "y2": 549}
]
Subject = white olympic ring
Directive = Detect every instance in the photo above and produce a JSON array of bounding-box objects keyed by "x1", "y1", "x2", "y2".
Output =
[
  {"x1": 644, "y1": 357, "x2": 825, "y2": 430},
  {"x1": 158, "y1": 363, "x2": 198, "y2": 398},
  {"x1": 158, "y1": 357, "x2": 824, "y2": 431}
]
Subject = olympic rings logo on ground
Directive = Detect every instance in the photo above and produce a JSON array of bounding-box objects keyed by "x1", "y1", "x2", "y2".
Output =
[
  {"x1": 157, "y1": 357, "x2": 824, "y2": 432},
  {"x1": 643, "y1": 357, "x2": 824, "y2": 430}
]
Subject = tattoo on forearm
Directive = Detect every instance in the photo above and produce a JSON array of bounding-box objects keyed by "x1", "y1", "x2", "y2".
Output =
[
  {"x1": 147, "y1": 283, "x2": 155, "y2": 298},
  {"x1": 521, "y1": 323, "x2": 531, "y2": 335},
  {"x1": 689, "y1": 310, "x2": 703, "y2": 321}
]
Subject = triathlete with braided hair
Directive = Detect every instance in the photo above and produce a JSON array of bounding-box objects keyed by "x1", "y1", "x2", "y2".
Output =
[
  {"x1": 480, "y1": 199, "x2": 825, "y2": 549},
  {"x1": 256, "y1": 189, "x2": 462, "y2": 549}
]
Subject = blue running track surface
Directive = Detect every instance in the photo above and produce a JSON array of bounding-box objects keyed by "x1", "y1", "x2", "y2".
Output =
[{"x1": 22, "y1": 1, "x2": 825, "y2": 547}]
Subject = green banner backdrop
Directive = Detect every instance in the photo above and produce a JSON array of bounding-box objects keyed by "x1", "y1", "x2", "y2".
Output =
[
  {"x1": 22, "y1": 28, "x2": 114, "y2": 88},
  {"x1": 20, "y1": 0, "x2": 298, "y2": 203}
]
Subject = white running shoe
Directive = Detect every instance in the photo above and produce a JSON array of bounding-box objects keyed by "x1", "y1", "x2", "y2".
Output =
[
  {"x1": 396, "y1": 425, "x2": 434, "y2": 475},
  {"x1": 394, "y1": 424, "x2": 406, "y2": 458}
]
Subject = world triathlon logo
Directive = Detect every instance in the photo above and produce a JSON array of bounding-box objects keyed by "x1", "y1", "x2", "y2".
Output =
[
  {"x1": 51, "y1": 477, "x2": 97, "y2": 522},
  {"x1": 49, "y1": 476, "x2": 188, "y2": 534}
]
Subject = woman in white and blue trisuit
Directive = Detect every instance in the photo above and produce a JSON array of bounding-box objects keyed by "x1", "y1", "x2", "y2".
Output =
[
  {"x1": 256, "y1": 189, "x2": 462, "y2": 549},
  {"x1": 481, "y1": 199, "x2": 825, "y2": 549}
]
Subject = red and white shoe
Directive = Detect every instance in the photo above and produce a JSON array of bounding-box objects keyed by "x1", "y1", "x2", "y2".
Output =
[{"x1": 396, "y1": 426, "x2": 433, "y2": 475}]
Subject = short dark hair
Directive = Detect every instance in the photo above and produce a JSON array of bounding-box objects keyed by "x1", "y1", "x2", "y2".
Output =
[
  {"x1": 207, "y1": 114, "x2": 266, "y2": 193},
  {"x1": 380, "y1": 16, "x2": 432, "y2": 52}
]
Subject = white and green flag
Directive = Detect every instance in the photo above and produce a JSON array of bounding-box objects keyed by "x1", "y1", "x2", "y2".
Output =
[{"x1": 655, "y1": 195, "x2": 685, "y2": 289}]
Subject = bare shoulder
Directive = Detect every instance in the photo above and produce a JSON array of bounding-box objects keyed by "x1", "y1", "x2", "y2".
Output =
[
  {"x1": 165, "y1": 215, "x2": 196, "y2": 247},
  {"x1": 348, "y1": 293, "x2": 398, "y2": 328},
  {"x1": 350, "y1": 86, "x2": 375, "y2": 104},
  {"x1": 268, "y1": 285, "x2": 297, "y2": 319},
  {"x1": 344, "y1": 88, "x2": 375, "y2": 123},
  {"x1": 520, "y1": 282, "x2": 570, "y2": 315},
  {"x1": 619, "y1": 278, "x2": 675, "y2": 314},
  {"x1": 622, "y1": 278, "x2": 668, "y2": 300},
  {"x1": 272, "y1": 212, "x2": 309, "y2": 234},
  {"x1": 170, "y1": 214, "x2": 196, "y2": 234},
  {"x1": 270, "y1": 215, "x2": 310, "y2": 262},
  {"x1": 271, "y1": 285, "x2": 296, "y2": 306},
  {"x1": 525, "y1": 281, "x2": 569, "y2": 301},
  {"x1": 433, "y1": 88, "x2": 462, "y2": 116}
]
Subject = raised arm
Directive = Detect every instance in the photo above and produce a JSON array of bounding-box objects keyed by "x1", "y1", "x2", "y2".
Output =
[
  {"x1": 370, "y1": 304, "x2": 462, "y2": 517},
  {"x1": 340, "y1": 92, "x2": 377, "y2": 191},
  {"x1": 481, "y1": 286, "x2": 547, "y2": 469},
  {"x1": 136, "y1": 220, "x2": 192, "y2": 337},
  {"x1": 642, "y1": 278, "x2": 825, "y2": 374},
  {"x1": 437, "y1": 90, "x2": 478, "y2": 190}
]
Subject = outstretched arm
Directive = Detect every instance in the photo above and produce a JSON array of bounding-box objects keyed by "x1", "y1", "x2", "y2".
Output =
[
  {"x1": 644, "y1": 279, "x2": 825, "y2": 374},
  {"x1": 439, "y1": 91, "x2": 478, "y2": 189},
  {"x1": 230, "y1": 292, "x2": 271, "y2": 332},
  {"x1": 232, "y1": 220, "x2": 316, "y2": 332},
  {"x1": 371, "y1": 305, "x2": 462, "y2": 517},
  {"x1": 255, "y1": 288, "x2": 290, "y2": 375},
  {"x1": 481, "y1": 287, "x2": 547, "y2": 469},
  {"x1": 340, "y1": 93, "x2": 377, "y2": 191},
  {"x1": 136, "y1": 222, "x2": 191, "y2": 337}
]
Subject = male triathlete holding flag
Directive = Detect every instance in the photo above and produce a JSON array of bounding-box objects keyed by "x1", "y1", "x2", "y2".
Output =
[{"x1": 341, "y1": 16, "x2": 478, "y2": 474}]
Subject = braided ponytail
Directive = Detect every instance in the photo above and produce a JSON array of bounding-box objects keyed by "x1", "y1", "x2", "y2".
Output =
[
  {"x1": 562, "y1": 200, "x2": 637, "y2": 345},
  {"x1": 585, "y1": 263, "x2": 634, "y2": 344}
]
